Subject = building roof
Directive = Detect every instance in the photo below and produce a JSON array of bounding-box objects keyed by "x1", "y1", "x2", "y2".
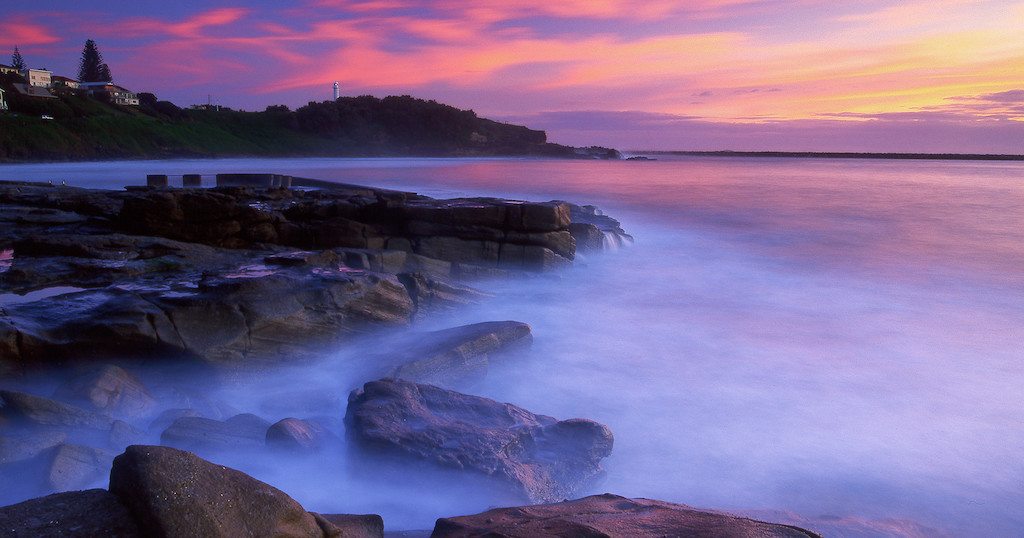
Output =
[
  {"x1": 11, "y1": 83, "x2": 56, "y2": 99},
  {"x1": 51, "y1": 75, "x2": 80, "y2": 83}
]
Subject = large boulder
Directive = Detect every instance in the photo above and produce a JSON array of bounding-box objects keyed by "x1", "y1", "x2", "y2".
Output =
[
  {"x1": 344, "y1": 378, "x2": 613, "y2": 504},
  {"x1": 432, "y1": 493, "x2": 822, "y2": 538},
  {"x1": 108, "y1": 444, "x2": 328, "y2": 538}
]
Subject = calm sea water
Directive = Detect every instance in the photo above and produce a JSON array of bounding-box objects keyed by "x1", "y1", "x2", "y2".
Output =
[{"x1": 3, "y1": 156, "x2": 1023, "y2": 535}]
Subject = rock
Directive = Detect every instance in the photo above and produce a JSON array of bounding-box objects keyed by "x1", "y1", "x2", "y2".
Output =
[
  {"x1": 52, "y1": 364, "x2": 157, "y2": 420},
  {"x1": 1, "y1": 289, "x2": 185, "y2": 368},
  {"x1": 44, "y1": 443, "x2": 115, "y2": 491},
  {"x1": 431, "y1": 493, "x2": 822, "y2": 538},
  {"x1": 160, "y1": 271, "x2": 415, "y2": 367},
  {"x1": 147, "y1": 408, "x2": 204, "y2": 434},
  {"x1": 315, "y1": 513, "x2": 384, "y2": 538},
  {"x1": 0, "y1": 390, "x2": 114, "y2": 431},
  {"x1": 344, "y1": 378, "x2": 613, "y2": 504},
  {"x1": 0, "y1": 489, "x2": 141, "y2": 537},
  {"x1": 567, "y1": 203, "x2": 633, "y2": 251},
  {"x1": 396, "y1": 273, "x2": 491, "y2": 322},
  {"x1": 1, "y1": 181, "x2": 628, "y2": 374},
  {"x1": 378, "y1": 321, "x2": 533, "y2": 387},
  {"x1": 160, "y1": 416, "x2": 268, "y2": 453},
  {"x1": 108, "y1": 444, "x2": 325, "y2": 538},
  {"x1": 1, "y1": 271, "x2": 415, "y2": 370},
  {"x1": 0, "y1": 431, "x2": 67, "y2": 465},
  {"x1": 266, "y1": 418, "x2": 338, "y2": 453},
  {"x1": 109, "y1": 420, "x2": 149, "y2": 450}
]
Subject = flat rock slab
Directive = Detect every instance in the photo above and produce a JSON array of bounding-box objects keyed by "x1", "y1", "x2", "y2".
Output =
[
  {"x1": 431, "y1": 493, "x2": 822, "y2": 538},
  {"x1": 345, "y1": 378, "x2": 613, "y2": 504},
  {"x1": 0, "y1": 390, "x2": 114, "y2": 431},
  {"x1": 108, "y1": 444, "x2": 326, "y2": 538},
  {"x1": 378, "y1": 320, "x2": 533, "y2": 387},
  {"x1": 160, "y1": 414, "x2": 270, "y2": 453}
]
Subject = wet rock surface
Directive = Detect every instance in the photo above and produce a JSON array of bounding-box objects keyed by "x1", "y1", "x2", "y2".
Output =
[
  {"x1": 345, "y1": 378, "x2": 614, "y2": 504},
  {"x1": 0, "y1": 180, "x2": 629, "y2": 374},
  {"x1": 0, "y1": 489, "x2": 142, "y2": 538}
]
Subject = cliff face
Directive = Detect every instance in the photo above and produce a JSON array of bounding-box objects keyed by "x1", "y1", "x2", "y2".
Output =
[{"x1": 0, "y1": 91, "x2": 611, "y2": 161}]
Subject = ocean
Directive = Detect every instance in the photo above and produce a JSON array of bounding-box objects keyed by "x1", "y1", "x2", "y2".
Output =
[{"x1": 2, "y1": 156, "x2": 1023, "y2": 535}]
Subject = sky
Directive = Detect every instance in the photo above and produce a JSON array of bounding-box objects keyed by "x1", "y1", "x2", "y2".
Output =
[{"x1": 2, "y1": 0, "x2": 1023, "y2": 153}]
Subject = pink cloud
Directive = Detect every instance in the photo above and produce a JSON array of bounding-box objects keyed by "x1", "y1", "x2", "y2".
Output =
[{"x1": 0, "y1": 15, "x2": 62, "y2": 46}]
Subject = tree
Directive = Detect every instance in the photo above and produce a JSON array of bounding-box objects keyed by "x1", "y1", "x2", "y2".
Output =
[
  {"x1": 78, "y1": 39, "x2": 112, "y2": 83},
  {"x1": 11, "y1": 46, "x2": 26, "y2": 71}
]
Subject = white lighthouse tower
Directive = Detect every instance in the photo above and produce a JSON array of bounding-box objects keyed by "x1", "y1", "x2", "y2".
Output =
[{"x1": 333, "y1": 81, "x2": 340, "y2": 101}]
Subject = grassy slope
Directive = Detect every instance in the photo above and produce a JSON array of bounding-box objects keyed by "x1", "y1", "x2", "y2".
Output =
[{"x1": 0, "y1": 93, "x2": 585, "y2": 162}]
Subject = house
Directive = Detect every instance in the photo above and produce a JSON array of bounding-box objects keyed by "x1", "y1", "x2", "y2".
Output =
[
  {"x1": 0, "y1": 87, "x2": 7, "y2": 111},
  {"x1": 0, "y1": 64, "x2": 18, "y2": 75},
  {"x1": 51, "y1": 75, "x2": 81, "y2": 89},
  {"x1": 11, "y1": 83, "x2": 56, "y2": 99},
  {"x1": 79, "y1": 81, "x2": 139, "y2": 106},
  {"x1": 21, "y1": 68, "x2": 52, "y2": 87}
]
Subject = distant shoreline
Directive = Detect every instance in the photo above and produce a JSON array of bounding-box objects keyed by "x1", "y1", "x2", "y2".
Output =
[{"x1": 641, "y1": 150, "x2": 1024, "y2": 161}]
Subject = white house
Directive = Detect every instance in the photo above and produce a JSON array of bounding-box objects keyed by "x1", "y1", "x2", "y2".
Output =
[
  {"x1": 21, "y1": 68, "x2": 52, "y2": 87},
  {"x1": 0, "y1": 87, "x2": 7, "y2": 111}
]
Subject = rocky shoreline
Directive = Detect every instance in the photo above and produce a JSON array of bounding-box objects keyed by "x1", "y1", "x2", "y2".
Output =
[{"x1": 0, "y1": 178, "x2": 937, "y2": 536}]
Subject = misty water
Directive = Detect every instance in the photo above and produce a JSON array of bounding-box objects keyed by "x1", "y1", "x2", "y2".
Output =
[{"x1": 3, "y1": 156, "x2": 1023, "y2": 535}]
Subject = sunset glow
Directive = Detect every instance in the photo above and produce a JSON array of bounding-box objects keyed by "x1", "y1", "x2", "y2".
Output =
[{"x1": 3, "y1": 0, "x2": 1022, "y2": 152}]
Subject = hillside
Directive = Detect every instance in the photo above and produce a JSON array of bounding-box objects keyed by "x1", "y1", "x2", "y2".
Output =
[{"x1": 0, "y1": 87, "x2": 617, "y2": 162}]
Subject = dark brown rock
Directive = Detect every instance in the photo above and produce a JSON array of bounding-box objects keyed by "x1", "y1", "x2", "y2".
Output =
[
  {"x1": 431, "y1": 494, "x2": 822, "y2": 538},
  {"x1": 0, "y1": 489, "x2": 141, "y2": 537},
  {"x1": 345, "y1": 378, "x2": 613, "y2": 504},
  {"x1": 108, "y1": 444, "x2": 324, "y2": 538}
]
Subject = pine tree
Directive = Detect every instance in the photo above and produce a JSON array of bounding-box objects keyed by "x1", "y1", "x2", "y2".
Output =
[
  {"x1": 78, "y1": 39, "x2": 112, "y2": 83},
  {"x1": 11, "y1": 46, "x2": 26, "y2": 71}
]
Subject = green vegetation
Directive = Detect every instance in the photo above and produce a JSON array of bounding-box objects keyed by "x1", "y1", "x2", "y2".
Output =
[
  {"x1": 78, "y1": 39, "x2": 113, "y2": 83},
  {"x1": 10, "y1": 46, "x2": 26, "y2": 71},
  {"x1": 0, "y1": 84, "x2": 596, "y2": 161}
]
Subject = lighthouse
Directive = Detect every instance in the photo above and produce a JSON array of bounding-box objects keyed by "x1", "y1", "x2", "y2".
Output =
[{"x1": 333, "y1": 81, "x2": 340, "y2": 101}]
